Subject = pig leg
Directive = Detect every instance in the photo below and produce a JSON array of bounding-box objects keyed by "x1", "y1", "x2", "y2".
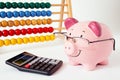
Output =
[
  {"x1": 99, "y1": 59, "x2": 108, "y2": 65},
  {"x1": 83, "y1": 64, "x2": 96, "y2": 71}
]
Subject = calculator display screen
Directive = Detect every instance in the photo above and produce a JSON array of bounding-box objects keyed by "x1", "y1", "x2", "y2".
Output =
[{"x1": 14, "y1": 55, "x2": 32, "y2": 65}]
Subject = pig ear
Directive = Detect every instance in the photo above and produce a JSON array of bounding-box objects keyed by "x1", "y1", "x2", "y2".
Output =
[
  {"x1": 88, "y1": 21, "x2": 101, "y2": 37},
  {"x1": 64, "y1": 18, "x2": 78, "y2": 30}
]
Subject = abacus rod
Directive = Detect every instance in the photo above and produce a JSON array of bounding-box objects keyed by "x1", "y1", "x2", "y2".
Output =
[
  {"x1": 54, "y1": 27, "x2": 65, "y2": 30},
  {"x1": 52, "y1": 12, "x2": 68, "y2": 14},
  {"x1": 52, "y1": 4, "x2": 68, "y2": 6},
  {"x1": 52, "y1": 20, "x2": 65, "y2": 22}
]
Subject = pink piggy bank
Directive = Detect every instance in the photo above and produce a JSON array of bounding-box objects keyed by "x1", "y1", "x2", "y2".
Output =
[{"x1": 64, "y1": 18, "x2": 115, "y2": 70}]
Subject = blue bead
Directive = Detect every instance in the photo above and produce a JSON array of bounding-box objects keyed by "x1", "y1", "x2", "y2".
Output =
[
  {"x1": 13, "y1": 11, "x2": 19, "y2": 18},
  {"x1": 30, "y1": 11, "x2": 36, "y2": 17},
  {"x1": 6, "y1": 11, "x2": 13, "y2": 18},
  {"x1": 25, "y1": 11, "x2": 30, "y2": 17},
  {"x1": 41, "y1": 10, "x2": 46, "y2": 17},
  {"x1": 19, "y1": 11, "x2": 25, "y2": 17},
  {"x1": 0, "y1": 11, "x2": 6, "y2": 18},
  {"x1": 36, "y1": 11, "x2": 41, "y2": 17},
  {"x1": 46, "y1": 10, "x2": 52, "y2": 16}
]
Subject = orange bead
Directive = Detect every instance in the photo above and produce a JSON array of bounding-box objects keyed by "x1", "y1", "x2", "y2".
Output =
[
  {"x1": 20, "y1": 19, "x2": 26, "y2": 26},
  {"x1": 37, "y1": 19, "x2": 42, "y2": 25},
  {"x1": 0, "y1": 22, "x2": 2, "y2": 27},
  {"x1": 8, "y1": 20, "x2": 14, "y2": 27},
  {"x1": 47, "y1": 18, "x2": 52, "y2": 24},
  {"x1": 14, "y1": 20, "x2": 20, "y2": 26},
  {"x1": 1, "y1": 20, "x2": 8, "y2": 27},
  {"x1": 26, "y1": 19, "x2": 31, "y2": 25},
  {"x1": 31, "y1": 19, "x2": 37, "y2": 25},
  {"x1": 42, "y1": 19, "x2": 47, "y2": 25}
]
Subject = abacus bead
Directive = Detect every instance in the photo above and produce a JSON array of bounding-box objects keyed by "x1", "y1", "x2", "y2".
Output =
[
  {"x1": 1, "y1": 20, "x2": 8, "y2": 27},
  {"x1": 6, "y1": 11, "x2": 13, "y2": 18},
  {"x1": 0, "y1": 2, "x2": 5, "y2": 9},
  {"x1": 20, "y1": 19, "x2": 26, "y2": 26},
  {"x1": 26, "y1": 19, "x2": 31, "y2": 25},
  {"x1": 43, "y1": 27, "x2": 48, "y2": 33},
  {"x1": 8, "y1": 20, "x2": 14, "y2": 27},
  {"x1": 25, "y1": 11, "x2": 31, "y2": 17},
  {"x1": 19, "y1": 11, "x2": 25, "y2": 17},
  {"x1": 36, "y1": 11, "x2": 41, "y2": 16},
  {"x1": 40, "y1": 36, "x2": 45, "y2": 42},
  {"x1": 13, "y1": 11, "x2": 19, "y2": 17},
  {"x1": 14, "y1": 20, "x2": 20, "y2": 26},
  {"x1": 35, "y1": 2, "x2": 40, "y2": 8},
  {"x1": 46, "y1": 10, "x2": 52, "y2": 16},
  {"x1": 5, "y1": 2, "x2": 12, "y2": 9},
  {"x1": 40, "y1": 2, "x2": 45, "y2": 9},
  {"x1": 17, "y1": 2, "x2": 24, "y2": 8},
  {"x1": 47, "y1": 18, "x2": 52, "y2": 24},
  {"x1": 50, "y1": 34, "x2": 55, "y2": 40},
  {"x1": 45, "y1": 2, "x2": 51, "y2": 8},
  {"x1": 32, "y1": 28, "x2": 38, "y2": 34},
  {"x1": 9, "y1": 29, "x2": 15, "y2": 36},
  {"x1": 30, "y1": 11, "x2": 36, "y2": 17},
  {"x1": 48, "y1": 27, "x2": 54, "y2": 33},
  {"x1": 34, "y1": 36, "x2": 40, "y2": 42},
  {"x1": 42, "y1": 19, "x2": 47, "y2": 25},
  {"x1": 15, "y1": 29, "x2": 21, "y2": 35},
  {"x1": 37, "y1": 19, "x2": 42, "y2": 25},
  {"x1": 45, "y1": 35, "x2": 50, "y2": 41},
  {"x1": 4, "y1": 39, "x2": 11, "y2": 46},
  {"x1": 31, "y1": 19, "x2": 37, "y2": 25},
  {"x1": 24, "y1": 2, "x2": 29, "y2": 9},
  {"x1": 38, "y1": 27, "x2": 43, "y2": 33},
  {"x1": 21, "y1": 28, "x2": 27, "y2": 35},
  {"x1": 23, "y1": 37, "x2": 29, "y2": 44},
  {"x1": 27, "y1": 28, "x2": 33, "y2": 34},
  {"x1": 12, "y1": 2, "x2": 18, "y2": 8},
  {"x1": 0, "y1": 31, "x2": 3, "y2": 37},
  {"x1": 0, "y1": 11, "x2": 6, "y2": 18},
  {"x1": 0, "y1": 40, "x2": 4, "y2": 47},
  {"x1": 29, "y1": 37, "x2": 35, "y2": 43},
  {"x1": 11, "y1": 38, "x2": 17, "y2": 45},
  {"x1": 41, "y1": 10, "x2": 46, "y2": 16},
  {"x1": 17, "y1": 38, "x2": 23, "y2": 44},
  {"x1": 29, "y1": 2, "x2": 35, "y2": 9}
]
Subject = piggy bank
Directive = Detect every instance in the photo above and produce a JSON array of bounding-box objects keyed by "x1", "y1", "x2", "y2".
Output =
[{"x1": 64, "y1": 18, "x2": 115, "y2": 70}]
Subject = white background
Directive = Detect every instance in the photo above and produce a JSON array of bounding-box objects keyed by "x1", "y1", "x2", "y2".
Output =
[{"x1": 0, "y1": 0, "x2": 120, "y2": 80}]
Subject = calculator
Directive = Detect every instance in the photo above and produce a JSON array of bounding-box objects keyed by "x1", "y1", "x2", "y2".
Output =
[{"x1": 5, "y1": 52, "x2": 63, "y2": 75}]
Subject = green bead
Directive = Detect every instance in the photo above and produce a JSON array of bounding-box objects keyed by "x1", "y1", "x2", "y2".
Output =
[
  {"x1": 40, "y1": 2, "x2": 45, "y2": 9},
  {"x1": 24, "y1": 2, "x2": 29, "y2": 9},
  {"x1": 0, "y1": 2, "x2": 5, "y2": 9},
  {"x1": 35, "y1": 2, "x2": 40, "y2": 8},
  {"x1": 17, "y1": 2, "x2": 23, "y2": 8},
  {"x1": 5, "y1": 2, "x2": 12, "y2": 9},
  {"x1": 45, "y1": 2, "x2": 51, "y2": 8},
  {"x1": 29, "y1": 2, "x2": 35, "y2": 9},
  {"x1": 12, "y1": 2, "x2": 18, "y2": 8}
]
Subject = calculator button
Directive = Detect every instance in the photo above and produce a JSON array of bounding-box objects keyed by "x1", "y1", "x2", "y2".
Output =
[
  {"x1": 48, "y1": 60, "x2": 60, "y2": 64},
  {"x1": 45, "y1": 64, "x2": 55, "y2": 72},
  {"x1": 40, "y1": 63, "x2": 50, "y2": 71}
]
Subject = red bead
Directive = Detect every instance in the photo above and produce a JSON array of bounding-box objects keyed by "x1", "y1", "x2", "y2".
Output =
[
  {"x1": 43, "y1": 27, "x2": 48, "y2": 33},
  {"x1": 32, "y1": 28, "x2": 38, "y2": 34},
  {"x1": 0, "y1": 31, "x2": 3, "y2": 37},
  {"x1": 48, "y1": 27, "x2": 54, "y2": 33},
  {"x1": 15, "y1": 29, "x2": 21, "y2": 35},
  {"x1": 27, "y1": 28, "x2": 33, "y2": 34},
  {"x1": 21, "y1": 28, "x2": 27, "y2": 35},
  {"x1": 38, "y1": 27, "x2": 43, "y2": 33},
  {"x1": 3, "y1": 30, "x2": 9, "y2": 37},
  {"x1": 9, "y1": 29, "x2": 15, "y2": 36}
]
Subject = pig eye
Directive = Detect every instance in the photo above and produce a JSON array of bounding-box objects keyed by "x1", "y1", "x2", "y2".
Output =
[
  {"x1": 69, "y1": 33, "x2": 71, "y2": 35},
  {"x1": 80, "y1": 35, "x2": 83, "y2": 38}
]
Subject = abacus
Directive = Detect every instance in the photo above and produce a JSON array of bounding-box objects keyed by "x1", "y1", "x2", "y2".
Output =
[{"x1": 0, "y1": 0, "x2": 72, "y2": 47}]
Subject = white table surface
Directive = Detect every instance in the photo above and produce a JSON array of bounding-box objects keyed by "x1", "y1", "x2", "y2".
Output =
[{"x1": 0, "y1": 34, "x2": 120, "y2": 80}]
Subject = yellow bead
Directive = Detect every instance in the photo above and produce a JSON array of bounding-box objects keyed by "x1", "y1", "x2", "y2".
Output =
[
  {"x1": 4, "y1": 39, "x2": 11, "y2": 46},
  {"x1": 39, "y1": 36, "x2": 45, "y2": 42},
  {"x1": 29, "y1": 37, "x2": 35, "y2": 43},
  {"x1": 45, "y1": 35, "x2": 50, "y2": 41},
  {"x1": 23, "y1": 37, "x2": 29, "y2": 44},
  {"x1": 11, "y1": 38, "x2": 17, "y2": 45},
  {"x1": 17, "y1": 38, "x2": 23, "y2": 44},
  {"x1": 34, "y1": 36, "x2": 40, "y2": 42},
  {"x1": 50, "y1": 34, "x2": 55, "y2": 40},
  {"x1": 0, "y1": 40, "x2": 4, "y2": 47}
]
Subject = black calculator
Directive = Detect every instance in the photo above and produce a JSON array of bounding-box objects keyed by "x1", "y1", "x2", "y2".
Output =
[{"x1": 6, "y1": 52, "x2": 63, "y2": 75}]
